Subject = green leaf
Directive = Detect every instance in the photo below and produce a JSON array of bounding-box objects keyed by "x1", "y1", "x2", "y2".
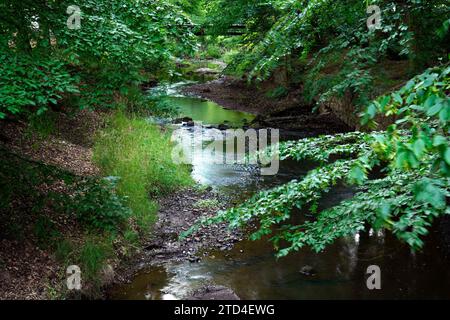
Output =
[
  {"x1": 412, "y1": 138, "x2": 425, "y2": 159},
  {"x1": 444, "y1": 148, "x2": 450, "y2": 166},
  {"x1": 433, "y1": 135, "x2": 447, "y2": 147},
  {"x1": 348, "y1": 164, "x2": 366, "y2": 185},
  {"x1": 426, "y1": 101, "x2": 443, "y2": 116},
  {"x1": 414, "y1": 180, "x2": 446, "y2": 210}
]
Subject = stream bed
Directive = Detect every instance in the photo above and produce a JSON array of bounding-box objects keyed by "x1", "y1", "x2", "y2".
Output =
[{"x1": 110, "y1": 82, "x2": 450, "y2": 300}]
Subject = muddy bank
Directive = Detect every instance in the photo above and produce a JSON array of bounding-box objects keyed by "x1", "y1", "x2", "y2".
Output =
[
  {"x1": 182, "y1": 76, "x2": 289, "y2": 115},
  {"x1": 182, "y1": 76, "x2": 351, "y2": 134},
  {"x1": 108, "y1": 187, "x2": 243, "y2": 299}
]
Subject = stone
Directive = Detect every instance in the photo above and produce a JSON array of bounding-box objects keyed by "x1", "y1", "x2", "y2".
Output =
[
  {"x1": 218, "y1": 123, "x2": 229, "y2": 130},
  {"x1": 173, "y1": 116, "x2": 193, "y2": 124},
  {"x1": 188, "y1": 285, "x2": 240, "y2": 300},
  {"x1": 299, "y1": 265, "x2": 316, "y2": 276}
]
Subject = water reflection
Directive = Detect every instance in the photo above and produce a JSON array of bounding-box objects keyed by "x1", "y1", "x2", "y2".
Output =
[{"x1": 171, "y1": 96, "x2": 255, "y2": 127}]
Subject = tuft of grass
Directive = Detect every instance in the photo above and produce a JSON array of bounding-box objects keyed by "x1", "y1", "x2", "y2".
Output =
[
  {"x1": 93, "y1": 111, "x2": 192, "y2": 229},
  {"x1": 55, "y1": 239, "x2": 74, "y2": 263},
  {"x1": 79, "y1": 236, "x2": 113, "y2": 281},
  {"x1": 193, "y1": 199, "x2": 221, "y2": 209},
  {"x1": 123, "y1": 228, "x2": 140, "y2": 248},
  {"x1": 265, "y1": 86, "x2": 289, "y2": 99},
  {"x1": 26, "y1": 112, "x2": 57, "y2": 139},
  {"x1": 222, "y1": 49, "x2": 239, "y2": 65}
]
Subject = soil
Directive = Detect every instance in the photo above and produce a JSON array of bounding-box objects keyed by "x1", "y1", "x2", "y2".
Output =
[{"x1": 145, "y1": 188, "x2": 243, "y2": 264}]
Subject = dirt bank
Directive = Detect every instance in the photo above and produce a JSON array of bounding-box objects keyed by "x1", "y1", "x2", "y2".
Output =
[{"x1": 182, "y1": 76, "x2": 351, "y2": 134}]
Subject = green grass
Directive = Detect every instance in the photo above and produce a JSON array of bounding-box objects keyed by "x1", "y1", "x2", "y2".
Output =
[
  {"x1": 93, "y1": 111, "x2": 193, "y2": 229},
  {"x1": 79, "y1": 236, "x2": 114, "y2": 281},
  {"x1": 222, "y1": 49, "x2": 239, "y2": 65},
  {"x1": 26, "y1": 112, "x2": 57, "y2": 139},
  {"x1": 54, "y1": 239, "x2": 74, "y2": 263}
]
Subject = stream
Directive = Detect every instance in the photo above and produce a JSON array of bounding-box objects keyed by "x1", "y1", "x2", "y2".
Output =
[{"x1": 110, "y1": 81, "x2": 450, "y2": 300}]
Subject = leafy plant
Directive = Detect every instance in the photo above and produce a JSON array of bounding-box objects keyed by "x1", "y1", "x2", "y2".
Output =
[
  {"x1": 184, "y1": 65, "x2": 450, "y2": 255},
  {"x1": 0, "y1": 0, "x2": 196, "y2": 118},
  {"x1": 0, "y1": 54, "x2": 78, "y2": 119},
  {"x1": 69, "y1": 177, "x2": 131, "y2": 232}
]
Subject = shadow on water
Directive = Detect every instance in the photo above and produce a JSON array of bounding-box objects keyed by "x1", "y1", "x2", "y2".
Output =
[{"x1": 111, "y1": 82, "x2": 450, "y2": 300}]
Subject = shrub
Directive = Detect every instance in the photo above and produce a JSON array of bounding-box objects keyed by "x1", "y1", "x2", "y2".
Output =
[
  {"x1": 0, "y1": 53, "x2": 79, "y2": 119},
  {"x1": 69, "y1": 177, "x2": 131, "y2": 232}
]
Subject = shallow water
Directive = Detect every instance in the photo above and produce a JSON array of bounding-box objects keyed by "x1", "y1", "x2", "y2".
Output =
[
  {"x1": 111, "y1": 83, "x2": 450, "y2": 300},
  {"x1": 172, "y1": 96, "x2": 255, "y2": 127}
]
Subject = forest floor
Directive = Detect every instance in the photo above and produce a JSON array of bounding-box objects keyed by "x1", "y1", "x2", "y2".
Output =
[{"x1": 0, "y1": 110, "x2": 103, "y2": 299}]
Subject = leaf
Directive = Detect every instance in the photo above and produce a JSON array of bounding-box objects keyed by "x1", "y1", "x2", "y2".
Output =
[
  {"x1": 414, "y1": 180, "x2": 446, "y2": 210},
  {"x1": 348, "y1": 164, "x2": 366, "y2": 185},
  {"x1": 438, "y1": 103, "x2": 450, "y2": 122},
  {"x1": 37, "y1": 107, "x2": 48, "y2": 116},
  {"x1": 433, "y1": 135, "x2": 447, "y2": 147},
  {"x1": 393, "y1": 93, "x2": 403, "y2": 105},
  {"x1": 444, "y1": 147, "x2": 450, "y2": 166},
  {"x1": 426, "y1": 101, "x2": 443, "y2": 116},
  {"x1": 412, "y1": 138, "x2": 425, "y2": 159}
]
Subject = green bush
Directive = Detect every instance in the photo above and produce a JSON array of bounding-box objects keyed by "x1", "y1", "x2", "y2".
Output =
[
  {"x1": 69, "y1": 177, "x2": 131, "y2": 232},
  {"x1": 0, "y1": 53, "x2": 79, "y2": 119}
]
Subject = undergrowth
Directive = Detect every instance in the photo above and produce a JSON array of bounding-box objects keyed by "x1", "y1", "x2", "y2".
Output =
[{"x1": 93, "y1": 111, "x2": 193, "y2": 230}]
